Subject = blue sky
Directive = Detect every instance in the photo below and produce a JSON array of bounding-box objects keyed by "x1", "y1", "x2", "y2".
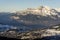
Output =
[{"x1": 0, "y1": 0, "x2": 60, "y2": 12}]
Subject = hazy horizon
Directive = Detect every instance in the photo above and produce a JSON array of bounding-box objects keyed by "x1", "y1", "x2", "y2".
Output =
[{"x1": 0, "y1": 0, "x2": 60, "y2": 12}]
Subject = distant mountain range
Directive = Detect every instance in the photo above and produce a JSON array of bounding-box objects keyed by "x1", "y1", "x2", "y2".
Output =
[{"x1": 0, "y1": 6, "x2": 60, "y2": 29}]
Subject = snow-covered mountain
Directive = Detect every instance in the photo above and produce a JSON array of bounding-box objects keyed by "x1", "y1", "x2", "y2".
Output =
[
  {"x1": 14, "y1": 6, "x2": 60, "y2": 20},
  {"x1": 16, "y1": 6, "x2": 59, "y2": 16},
  {"x1": 0, "y1": 6, "x2": 60, "y2": 29},
  {"x1": 10, "y1": 6, "x2": 60, "y2": 27}
]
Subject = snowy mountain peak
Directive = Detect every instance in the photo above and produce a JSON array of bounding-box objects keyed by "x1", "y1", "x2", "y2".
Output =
[
  {"x1": 16, "y1": 6, "x2": 60, "y2": 17},
  {"x1": 37, "y1": 6, "x2": 51, "y2": 10}
]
